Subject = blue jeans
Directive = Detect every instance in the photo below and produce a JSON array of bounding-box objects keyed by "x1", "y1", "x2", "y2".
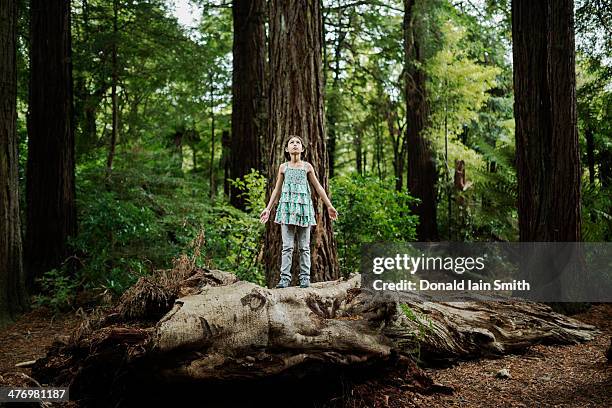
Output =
[{"x1": 279, "y1": 224, "x2": 311, "y2": 284}]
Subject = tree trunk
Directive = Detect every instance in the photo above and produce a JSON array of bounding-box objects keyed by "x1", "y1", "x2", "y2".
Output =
[
  {"x1": 512, "y1": 0, "x2": 581, "y2": 243},
  {"x1": 221, "y1": 130, "x2": 231, "y2": 198},
  {"x1": 264, "y1": 0, "x2": 339, "y2": 287},
  {"x1": 512, "y1": 0, "x2": 584, "y2": 313},
  {"x1": 230, "y1": 0, "x2": 266, "y2": 210},
  {"x1": 325, "y1": 9, "x2": 347, "y2": 179},
  {"x1": 106, "y1": 0, "x2": 119, "y2": 176},
  {"x1": 386, "y1": 98, "x2": 406, "y2": 192},
  {"x1": 0, "y1": 0, "x2": 29, "y2": 328},
  {"x1": 355, "y1": 127, "x2": 363, "y2": 176},
  {"x1": 404, "y1": 0, "x2": 439, "y2": 241},
  {"x1": 31, "y1": 270, "x2": 597, "y2": 405},
  {"x1": 26, "y1": 0, "x2": 77, "y2": 288},
  {"x1": 374, "y1": 120, "x2": 383, "y2": 180},
  {"x1": 209, "y1": 76, "x2": 216, "y2": 200}
]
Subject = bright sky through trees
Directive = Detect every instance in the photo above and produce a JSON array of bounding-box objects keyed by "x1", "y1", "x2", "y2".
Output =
[{"x1": 172, "y1": 0, "x2": 200, "y2": 29}]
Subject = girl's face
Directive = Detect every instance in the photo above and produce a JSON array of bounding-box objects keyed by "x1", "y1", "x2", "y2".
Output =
[{"x1": 286, "y1": 137, "x2": 304, "y2": 155}]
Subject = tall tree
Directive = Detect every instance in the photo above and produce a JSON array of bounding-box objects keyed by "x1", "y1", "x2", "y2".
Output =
[
  {"x1": 512, "y1": 0, "x2": 581, "y2": 242},
  {"x1": 230, "y1": 0, "x2": 266, "y2": 210},
  {"x1": 512, "y1": 0, "x2": 585, "y2": 312},
  {"x1": 264, "y1": 0, "x2": 339, "y2": 286},
  {"x1": 209, "y1": 72, "x2": 216, "y2": 199},
  {"x1": 26, "y1": 0, "x2": 77, "y2": 288},
  {"x1": 404, "y1": 0, "x2": 439, "y2": 241},
  {"x1": 1, "y1": 0, "x2": 28, "y2": 327},
  {"x1": 106, "y1": 0, "x2": 119, "y2": 175},
  {"x1": 324, "y1": 5, "x2": 350, "y2": 179}
]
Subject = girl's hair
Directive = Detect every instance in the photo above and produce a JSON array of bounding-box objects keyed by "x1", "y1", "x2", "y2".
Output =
[{"x1": 283, "y1": 135, "x2": 307, "y2": 161}]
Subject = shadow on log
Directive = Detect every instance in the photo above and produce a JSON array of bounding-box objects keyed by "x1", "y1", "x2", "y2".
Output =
[{"x1": 31, "y1": 267, "x2": 597, "y2": 407}]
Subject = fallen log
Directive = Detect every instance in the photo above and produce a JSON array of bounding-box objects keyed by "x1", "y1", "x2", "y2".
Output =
[{"x1": 31, "y1": 268, "x2": 598, "y2": 405}]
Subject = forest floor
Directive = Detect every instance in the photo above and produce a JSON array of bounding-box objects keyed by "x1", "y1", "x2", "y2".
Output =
[{"x1": 0, "y1": 303, "x2": 610, "y2": 407}]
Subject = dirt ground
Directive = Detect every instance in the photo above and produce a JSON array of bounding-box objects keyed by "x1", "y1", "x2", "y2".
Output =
[
  {"x1": 417, "y1": 303, "x2": 611, "y2": 407},
  {"x1": 0, "y1": 303, "x2": 610, "y2": 407}
]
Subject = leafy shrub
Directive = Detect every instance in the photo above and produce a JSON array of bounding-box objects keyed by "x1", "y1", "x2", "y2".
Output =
[
  {"x1": 204, "y1": 204, "x2": 265, "y2": 285},
  {"x1": 229, "y1": 169, "x2": 267, "y2": 213},
  {"x1": 58, "y1": 149, "x2": 267, "y2": 303},
  {"x1": 582, "y1": 181, "x2": 612, "y2": 241},
  {"x1": 71, "y1": 184, "x2": 164, "y2": 295},
  {"x1": 331, "y1": 174, "x2": 419, "y2": 276},
  {"x1": 32, "y1": 269, "x2": 80, "y2": 312}
]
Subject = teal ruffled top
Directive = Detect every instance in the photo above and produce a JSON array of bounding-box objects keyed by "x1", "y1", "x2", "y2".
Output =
[{"x1": 274, "y1": 162, "x2": 317, "y2": 226}]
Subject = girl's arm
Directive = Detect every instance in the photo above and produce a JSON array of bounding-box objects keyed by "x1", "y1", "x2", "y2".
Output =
[
  {"x1": 306, "y1": 163, "x2": 338, "y2": 220},
  {"x1": 260, "y1": 164, "x2": 284, "y2": 223},
  {"x1": 266, "y1": 164, "x2": 285, "y2": 209}
]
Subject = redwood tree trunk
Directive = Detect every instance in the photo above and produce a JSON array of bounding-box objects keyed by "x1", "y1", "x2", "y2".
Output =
[
  {"x1": 0, "y1": 0, "x2": 28, "y2": 327},
  {"x1": 512, "y1": 0, "x2": 583, "y2": 311},
  {"x1": 264, "y1": 0, "x2": 338, "y2": 286},
  {"x1": 404, "y1": 0, "x2": 438, "y2": 241},
  {"x1": 230, "y1": 0, "x2": 266, "y2": 210},
  {"x1": 512, "y1": 0, "x2": 581, "y2": 242},
  {"x1": 26, "y1": 0, "x2": 77, "y2": 288}
]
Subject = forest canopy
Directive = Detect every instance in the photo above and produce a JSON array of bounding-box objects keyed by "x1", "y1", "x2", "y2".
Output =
[{"x1": 0, "y1": 0, "x2": 610, "y2": 317}]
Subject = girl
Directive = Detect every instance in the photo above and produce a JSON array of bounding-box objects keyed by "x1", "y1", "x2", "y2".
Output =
[{"x1": 260, "y1": 135, "x2": 338, "y2": 288}]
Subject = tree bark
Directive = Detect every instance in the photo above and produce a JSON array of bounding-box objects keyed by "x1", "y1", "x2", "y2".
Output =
[
  {"x1": 31, "y1": 270, "x2": 597, "y2": 404},
  {"x1": 404, "y1": 0, "x2": 439, "y2": 241},
  {"x1": 355, "y1": 126, "x2": 363, "y2": 175},
  {"x1": 264, "y1": 0, "x2": 339, "y2": 287},
  {"x1": 387, "y1": 99, "x2": 406, "y2": 192},
  {"x1": 0, "y1": 0, "x2": 29, "y2": 328},
  {"x1": 512, "y1": 0, "x2": 581, "y2": 242},
  {"x1": 230, "y1": 0, "x2": 266, "y2": 210},
  {"x1": 209, "y1": 75, "x2": 216, "y2": 200},
  {"x1": 512, "y1": 0, "x2": 584, "y2": 313},
  {"x1": 221, "y1": 129, "x2": 231, "y2": 198},
  {"x1": 26, "y1": 0, "x2": 77, "y2": 288},
  {"x1": 106, "y1": 0, "x2": 119, "y2": 176}
]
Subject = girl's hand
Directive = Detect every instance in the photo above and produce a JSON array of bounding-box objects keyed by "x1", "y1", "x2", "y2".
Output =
[
  {"x1": 260, "y1": 208, "x2": 270, "y2": 223},
  {"x1": 328, "y1": 206, "x2": 338, "y2": 221}
]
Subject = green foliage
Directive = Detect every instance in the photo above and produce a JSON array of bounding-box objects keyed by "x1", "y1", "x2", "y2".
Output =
[
  {"x1": 65, "y1": 148, "x2": 265, "y2": 300},
  {"x1": 576, "y1": 48, "x2": 612, "y2": 242},
  {"x1": 425, "y1": 17, "x2": 500, "y2": 173},
  {"x1": 19, "y1": 0, "x2": 612, "y2": 315},
  {"x1": 424, "y1": 13, "x2": 518, "y2": 242},
  {"x1": 32, "y1": 269, "x2": 80, "y2": 312},
  {"x1": 322, "y1": 1, "x2": 521, "y2": 242},
  {"x1": 204, "y1": 204, "x2": 265, "y2": 286},
  {"x1": 229, "y1": 169, "x2": 267, "y2": 213},
  {"x1": 331, "y1": 175, "x2": 418, "y2": 276},
  {"x1": 73, "y1": 163, "x2": 168, "y2": 295},
  {"x1": 582, "y1": 181, "x2": 612, "y2": 242}
]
